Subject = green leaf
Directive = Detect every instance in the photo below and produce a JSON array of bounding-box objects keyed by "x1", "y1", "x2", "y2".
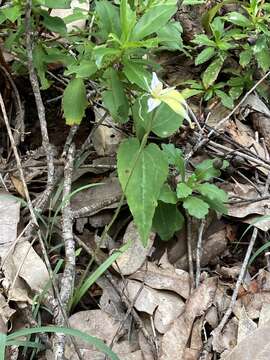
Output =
[
  {"x1": 41, "y1": 11, "x2": 67, "y2": 35},
  {"x1": 95, "y1": 0, "x2": 121, "y2": 39},
  {"x1": 33, "y1": 44, "x2": 50, "y2": 90},
  {"x1": 239, "y1": 48, "x2": 253, "y2": 67},
  {"x1": 117, "y1": 138, "x2": 168, "y2": 246},
  {"x1": 65, "y1": 61, "x2": 97, "y2": 78},
  {"x1": 182, "y1": 0, "x2": 205, "y2": 4},
  {"x1": 156, "y1": 22, "x2": 183, "y2": 51},
  {"x1": 210, "y1": 17, "x2": 224, "y2": 39},
  {"x1": 2, "y1": 5, "x2": 21, "y2": 22},
  {"x1": 202, "y1": 196, "x2": 227, "y2": 214},
  {"x1": 161, "y1": 143, "x2": 185, "y2": 179},
  {"x1": 159, "y1": 184, "x2": 177, "y2": 204},
  {"x1": 176, "y1": 182, "x2": 193, "y2": 198},
  {"x1": 41, "y1": 0, "x2": 71, "y2": 8},
  {"x1": 132, "y1": 4, "x2": 177, "y2": 40},
  {"x1": 202, "y1": 57, "x2": 224, "y2": 89},
  {"x1": 225, "y1": 12, "x2": 252, "y2": 27},
  {"x1": 153, "y1": 202, "x2": 184, "y2": 240},
  {"x1": 123, "y1": 61, "x2": 151, "y2": 91},
  {"x1": 193, "y1": 34, "x2": 216, "y2": 47},
  {"x1": 197, "y1": 183, "x2": 228, "y2": 202},
  {"x1": 102, "y1": 68, "x2": 129, "y2": 123},
  {"x1": 183, "y1": 196, "x2": 209, "y2": 219},
  {"x1": 195, "y1": 47, "x2": 216, "y2": 65},
  {"x1": 7, "y1": 327, "x2": 119, "y2": 360},
  {"x1": 120, "y1": 0, "x2": 136, "y2": 41},
  {"x1": 72, "y1": 242, "x2": 130, "y2": 309},
  {"x1": 93, "y1": 46, "x2": 121, "y2": 68},
  {"x1": 255, "y1": 49, "x2": 270, "y2": 72},
  {"x1": 195, "y1": 159, "x2": 221, "y2": 181},
  {"x1": 0, "y1": 332, "x2": 6, "y2": 360},
  {"x1": 62, "y1": 78, "x2": 87, "y2": 125},
  {"x1": 215, "y1": 89, "x2": 234, "y2": 109}
]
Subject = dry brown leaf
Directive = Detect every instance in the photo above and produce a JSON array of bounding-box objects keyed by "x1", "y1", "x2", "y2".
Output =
[
  {"x1": 125, "y1": 279, "x2": 185, "y2": 333},
  {"x1": 160, "y1": 277, "x2": 217, "y2": 360},
  {"x1": 92, "y1": 108, "x2": 125, "y2": 156},
  {"x1": 71, "y1": 176, "x2": 122, "y2": 215},
  {"x1": 114, "y1": 221, "x2": 155, "y2": 276},
  {"x1": 224, "y1": 320, "x2": 270, "y2": 360},
  {"x1": 10, "y1": 175, "x2": 26, "y2": 198},
  {"x1": 237, "y1": 307, "x2": 257, "y2": 343},
  {"x1": 212, "y1": 317, "x2": 238, "y2": 354},
  {"x1": 130, "y1": 253, "x2": 190, "y2": 299},
  {"x1": 234, "y1": 292, "x2": 270, "y2": 319}
]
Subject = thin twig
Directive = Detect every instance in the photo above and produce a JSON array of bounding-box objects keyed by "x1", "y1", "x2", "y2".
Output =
[
  {"x1": 186, "y1": 214, "x2": 195, "y2": 290},
  {"x1": 25, "y1": 0, "x2": 54, "y2": 211},
  {"x1": 196, "y1": 220, "x2": 205, "y2": 288},
  {"x1": 54, "y1": 144, "x2": 76, "y2": 359},
  {"x1": 62, "y1": 126, "x2": 79, "y2": 158},
  {"x1": 212, "y1": 227, "x2": 258, "y2": 335}
]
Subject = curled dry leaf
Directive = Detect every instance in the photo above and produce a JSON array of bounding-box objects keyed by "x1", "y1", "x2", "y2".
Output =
[
  {"x1": 130, "y1": 252, "x2": 190, "y2": 299},
  {"x1": 65, "y1": 310, "x2": 142, "y2": 360},
  {"x1": 114, "y1": 221, "x2": 155, "y2": 276},
  {"x1": 237, "y1": 307, "x2": 257, "y2": 343},
  {"x1": 160, "y1": 277, "x2": 217, "y2": 360},
  {"x1": 212, "y1": 317, "x2": 238, "y2": 354},
  {"x1": 223, "y1": 320, "x2": 270, "y2": 360},
  {"x1": 92, "y1": 107, "x2": 125, "y2": 156},
  {"x1": 125, "y1": 279, "x2": 185, "y2": 334},
  {"x1": 71, "y1": 176, "x2": 122, "y2": 215}
]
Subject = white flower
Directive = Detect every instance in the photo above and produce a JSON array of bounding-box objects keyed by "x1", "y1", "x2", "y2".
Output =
[{"x1": 146, "y1": 72, "x2": 193, "y2": 127}]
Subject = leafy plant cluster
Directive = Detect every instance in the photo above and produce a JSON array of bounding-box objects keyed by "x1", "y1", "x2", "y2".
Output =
[
  {"x1": 0, "y1": 0, "x2": 229, "y2": 247},
  {"x1": 185, "y1": 0, "x2": 270, "y2": 108}
]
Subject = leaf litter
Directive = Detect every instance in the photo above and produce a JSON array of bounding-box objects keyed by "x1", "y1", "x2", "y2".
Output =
[{"x1": 2, "y1": 2, "x2": 270, "y2": 359}]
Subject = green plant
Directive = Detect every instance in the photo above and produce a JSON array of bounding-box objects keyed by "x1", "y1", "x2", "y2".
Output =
[
  {"x1": 151, "y1": 144, "x2": 229, "y2": 240},
  {"x1": 0, "y1": 0, "x2": 228, "y2": 249},
  {"x1": 0, "y1": 326, "x2": 119, "y2": 360}
]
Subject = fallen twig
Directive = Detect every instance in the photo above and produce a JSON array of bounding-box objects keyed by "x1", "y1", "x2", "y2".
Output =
[
  {"x1": 196, "y1": 219, "x2": 205, "y2": 288},
  {"x1": 212, "y1": 227, "x2": 258, "y2": 336}
]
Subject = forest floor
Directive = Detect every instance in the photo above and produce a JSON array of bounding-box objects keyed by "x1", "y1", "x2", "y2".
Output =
[{"x1": 1, "y1": 1, "x2": 270, "y2": 360}]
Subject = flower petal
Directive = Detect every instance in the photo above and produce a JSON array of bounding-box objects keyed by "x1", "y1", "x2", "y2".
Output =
[
  {"x1": 151, "y1": 72, "x2": 163, "y2": 93},
  {"x1": 147, "y1": 97, "x2": 161, "y2": 112}
]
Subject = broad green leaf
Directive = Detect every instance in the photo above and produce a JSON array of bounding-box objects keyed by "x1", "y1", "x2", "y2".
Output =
[
  {"x1": 65, "y1": 61, "x2": 97, "y2": 78},
  {"x1": 156, "y1": 22, "x2": 183, "y2": 51},
  {"x1": 132, "y1": 98, "x2": 183, "y2": 138},
  {"x1": 202, "y1": 57, "x2": 224, "y2": 89},
  {"x1": 195, "y1": 47, "x2": 216, "y2": 65},
  {"x1": 159, "y1": 184, "x2": 177, "y2": 204},
  {"x1": 102, "y1": 68, "x2": 129, "y2": 123},
  {"x1": 93, "y1": 46, "x2": 121, "y2": 68},
  {"x1": 210, "y1": 17, "x2": 224, "y2": 39},
  {"x1": 161, "y1": 143, "x2": 185, "y2": 179},
  {"x1": 117, "y1": 138, "x2": 168, "y2": 245},
  {"x1": 120, "y1": 0, "x2": 136, "y2": 41},
  {"x1": 153, "y1": 202, "x2": 184, "y2": 240},
  {"x1": 193, "y1": 34, "x2": 216, "y2": 47},
  {"x1": 123, "y1": 61, "x2": 151, "y2": 91},
  {"x1": 229, "y1": 86, "x2": 243, "y2": 100},
  {"x1": 72, "y1": 242, "x2": 130, "y2": 308},
  {"x1": 40, "y1": 0, "x2": 71, "y2": 8},
  {"x1": 183, "y1": 196, "x2": 209, "y2": 219},
  {"x1": 225, "y1": 12, "x2": 252, "y2": 27},
  {"x1": 33, "y1": 44, "x2": 50, "y2": 90},
  {"x1": 195, "y1": 159, "x2": 221, "y2": 181},
  {"x1": 132, "y1": 4, "x2": 177, "y2": 40},
  {"x1": 215, "y1": 90, "x2": 234, "y2": 109},
  {"x1": 95, "y1": 0, "x2": 121, "y2": 39},
  {"x1": 176, "y1": 182, "x2": 193, "y2": 199},
  {"x1": 7, "y1": 326, "x2": 119, "y2": 360},
  {"x1": 41, "y1": 11, "x2": 67, "y2": 35},
  {"x1": 63, "y1": 78, "x2": 87, "y2": 125},
  {"x1": 255, "y1": 49, "x2": 270, "y2": 72},
  {"x1": 197, "y1": 183, "x2": 228, "y2": 202},
  {"x1": 202, "y1": 196, "x2": 227, "y2": 214},
  {"x1": 239, "y1": 48, "x2": 253, "y2": 67},
  {"x1": 2, "y1": 5, "x2": 21, "y2": 22}
]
